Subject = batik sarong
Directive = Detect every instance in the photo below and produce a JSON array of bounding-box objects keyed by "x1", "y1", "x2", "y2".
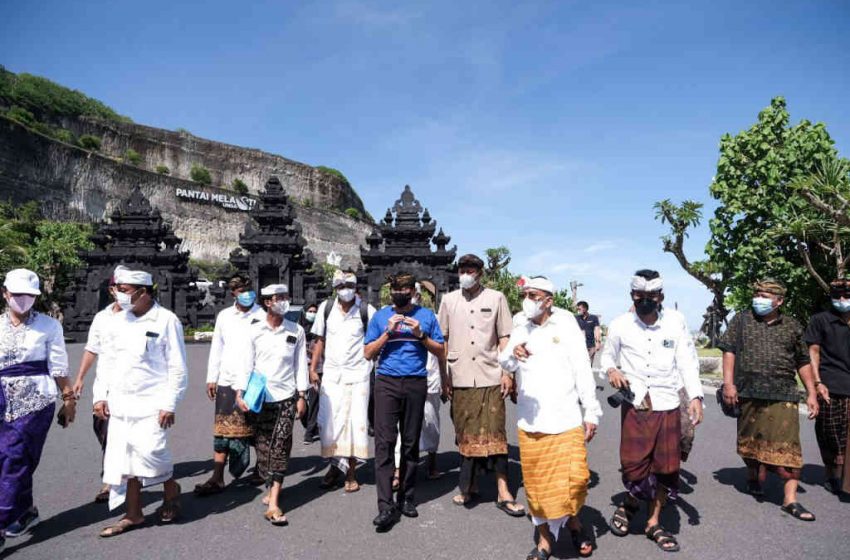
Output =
[
  {"x1": 451, "y1": 386, "x2": 508, "y2": 456},
  {"x1": 252, "y1": 397, "x2": 296, "y2": 484},
  {"x1": 0, "y1": 360, "x2": 54, "y2": 531},
  {"x1": 737, "y1": 398, "x2": 802, "y2": 480},
  {"x1": 214, "y1": 385, "x2": 253, "y2": 439},
  {"x1": 620, "y1": 403, "x2": 681, "y2": 500}
]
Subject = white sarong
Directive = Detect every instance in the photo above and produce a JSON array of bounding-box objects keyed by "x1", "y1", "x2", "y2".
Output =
[
  {"x1": 102, "y1": 414, "x2": 173, "y2": 510},
  {"x1": 319, "y1": 378, "x2": 370, "y2": 465}
]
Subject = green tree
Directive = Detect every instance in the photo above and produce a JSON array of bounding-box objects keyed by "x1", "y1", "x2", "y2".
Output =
[
  {"x1": 123, "y1": 148, "x2": 142, "y2": 165},
  {"x1": 345, "y1": 207, "x2": 361, "y2": 220},
  {"x1": 78, "y1": 134, "x2": 101, "y2": 151},
  {"x1": 232, "y1": 178, "x2": 248, "y2": 194},
  {"x1": 28, "y1": 222, "x2": 93, "y2": 312},
  {"x1": 155, "y1": 164, "x2": 170, "y2": 175},
  {"x1": 656, "y1": 97, "x2": 840, "y2": 322},
  {"x1": 5, "y1": 105, "x2": 35, "y2": 126},
  {"x1": 190, "y1": 164, "x2": 212, "y2": 185}
]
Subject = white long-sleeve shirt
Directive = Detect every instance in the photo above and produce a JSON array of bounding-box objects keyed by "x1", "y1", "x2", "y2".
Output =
[
  {"x1": 206, "y1": 303, "x2": 264, "y2": 386},
  {"x1": 600, "y1": 309, "x2": 703, "y2": 411},
  {"x1": 500, "y1": 312, "x2": 602, "y2": 434},
  {"x1": 242, "y1": 318, "x2": 308, "y2": 402},
  {"x1": 87, "y1": 304, "x2": 124, "y2": 405},
  {"x1": 98, "y1": 303, "x2": 188, "y2": 416}
]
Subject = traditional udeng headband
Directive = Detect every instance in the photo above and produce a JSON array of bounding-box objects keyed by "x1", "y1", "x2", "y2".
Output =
[
  {"x1": 630, "y1": 276, "x2": 663, "y2": 292},
  {"x1": 332, "y1": 269, "x2": 357, "y2": 287}
]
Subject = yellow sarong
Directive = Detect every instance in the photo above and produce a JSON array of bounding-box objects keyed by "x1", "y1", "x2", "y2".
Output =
[{"x1": 518, "y1": 426, "x2": 589, "y2": 520}]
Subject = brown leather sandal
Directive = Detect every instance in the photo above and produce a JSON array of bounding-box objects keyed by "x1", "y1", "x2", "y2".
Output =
[
  {"x1": 99, "y1": 518, "x2": 144, "y2": 538},
  {"x1": 156, "y1": 484, "x2": 182, "y2": 524}
]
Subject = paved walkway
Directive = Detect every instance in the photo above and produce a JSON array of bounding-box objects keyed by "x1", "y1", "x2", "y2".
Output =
[{"x1": 4, "y1": 343, "x2": 848, "y2": 559}]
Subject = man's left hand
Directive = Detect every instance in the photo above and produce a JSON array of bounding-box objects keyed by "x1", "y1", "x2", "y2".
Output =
[
  {"x1": 296, "y1": 397, "x2": 306, "y2": 420},
  {"x1": 806, "y1": 393, "x2": 820, "y2": 419},
  {"x1": 500, "y1": 374, "x2": 513, "y2": 399},
  {"x1": 584, "y1": 422, "x2": 597, "y2": 442},
  {"x1": 687, "y1": 398, "x2": 703, "y2": 427},
  {"x1": 403, "y1": 316, "x2": 422, "y2": 338},
  {"x1": 159, "y1": 410, "x2": 176, "y2": 429}
]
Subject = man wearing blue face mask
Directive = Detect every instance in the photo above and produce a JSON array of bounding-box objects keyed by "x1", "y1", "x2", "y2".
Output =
[
  {"x1": 719, "y1": 278, "x2": 819, "y2": 522},
  {"x1": 195, "y1": 275, "x2": 265, "y2": 496},
  {"x1": 805, "y1": 278, "x2": 850, "y2": 497}
]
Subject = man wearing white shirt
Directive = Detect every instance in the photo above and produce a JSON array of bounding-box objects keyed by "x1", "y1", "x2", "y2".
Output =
[
  {"x1": 501, "y1": 276, "x2": 601, "y2": 559},
  {"x1": 72, "y1": 265, "x2": 126, "y2": 504},
  {"x1": 195, "y1": 275, "x2": 265, "y2": 496},
  {"x1": 94, "y1": 269, "x2": 188, "y2": 537},
  {"x1": 310, "y1": 270, "x2": 375, "y2": 493},
  {"x1": 236, "y1": 284, "x2": 308, "y2": 526},
  {"x1": 600, "y1": 270, "x2": 703, "y2": 553}
]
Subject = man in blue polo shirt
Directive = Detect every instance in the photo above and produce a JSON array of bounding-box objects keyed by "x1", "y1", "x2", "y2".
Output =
[{"x1": 364, "y1": 272, "x2": 445, "y2": 532}]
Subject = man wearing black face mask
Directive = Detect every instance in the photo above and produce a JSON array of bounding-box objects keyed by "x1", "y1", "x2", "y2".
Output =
[
  {"x1": 600, "y1": 269, "x2": 703, "y2": 553},
  {"x1": 364, "y1": 272, "x2": 445, "y2": 532}
]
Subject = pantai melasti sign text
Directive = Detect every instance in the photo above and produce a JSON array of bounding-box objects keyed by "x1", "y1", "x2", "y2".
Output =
[{"x1": 175, "y1": 187, "x2": 257, "y2": 211}]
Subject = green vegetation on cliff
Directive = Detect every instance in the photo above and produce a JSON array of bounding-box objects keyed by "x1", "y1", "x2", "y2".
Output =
[
  {"x1": 316, "y1": 166, "x2": 350, "y2": 186},
  {"x1": 0, "y1": 65, "x2": 130, "y2": 123}
]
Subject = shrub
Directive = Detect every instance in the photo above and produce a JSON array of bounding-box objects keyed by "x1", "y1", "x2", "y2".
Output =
[
  {"x1": 78, "y1": 134, "x2": 101, "y2": 151},
  {"x1": 5, "y1": 105, "x2": 35, "y2": 126},
  {"x1": 123, "y1": 148, "x2": 142, "y2": 165},
  {"x1": 316, "y1": 166, "x2": 350, "y2": 186},
  {"x1": 232, "y1": 178, "x2": 248, "y2": 194},
  {"x1": 54, "y1": 128, "x2": 76, "y2": 145},
  {"x1": 190, "y1": 164, "x2": 212, "y2": 184},
  {"x1": 301, "y1": 197, "x2": 313, "y2": 207},
  {"x1": 345, "y1": 207, "x2": 361, "y2": 220},
  {"x1": 155, "y1": 164, "x2": 170, "y2": 175},
  {"x1": 175, "y1": 127, "x2": 190, "y2": 134}
]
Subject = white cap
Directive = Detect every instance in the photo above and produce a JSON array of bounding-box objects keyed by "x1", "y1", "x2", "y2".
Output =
[
  {"x1": 260, "y1": 284, "x2": 289, "y2": 296},
  {"x1": 630, "y1": 275, "x2": 663, "y2": 292},
  {"x1": 115, "y1": 269, "x2": 154, "y2": 286},
  {"x1": 332, "y1": 270, "x2": 357, "y2": 288},
  {"x1": 522, "y1": 275, "x2": 555, "y2": 295},
  {"x1": 3, "y1": 268, "x2": 41, "y2": 295}
]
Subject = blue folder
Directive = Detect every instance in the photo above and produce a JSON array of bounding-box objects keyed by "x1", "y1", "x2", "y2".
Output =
[{"x1": 242, "y1": 370, "x2": 267, "y2": 413}]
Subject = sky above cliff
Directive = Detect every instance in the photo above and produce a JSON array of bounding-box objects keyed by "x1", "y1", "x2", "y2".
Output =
[{"x1": 3, "y1": 0, "x2": 850, "y2": 326}]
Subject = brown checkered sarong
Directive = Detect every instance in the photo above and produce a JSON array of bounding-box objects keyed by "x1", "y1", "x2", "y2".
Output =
[
  {"x1": 620, "y1": 403, "x2": 681, "y2": 499},
  {"x1": 816, "y1": 395, "x2": 849, "y2": 467}
]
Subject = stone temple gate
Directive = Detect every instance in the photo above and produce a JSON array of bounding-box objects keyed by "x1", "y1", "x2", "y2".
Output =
[
  {"x1": 61, "y1": 187, "x2": 200, "y2": 341},
  {"x1": 360, "y1": 185, "x2": 458, "y2": 308}
]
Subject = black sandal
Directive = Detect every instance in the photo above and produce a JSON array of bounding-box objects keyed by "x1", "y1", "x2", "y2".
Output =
[
  {"x1": 745, "y1": 480, "x2": 764, "y2": 497},
  {"x1": 609, "y1": 499, "x2": 637, "y2": 537},
  {"x1": 569, "y1": 527, "x2": 594, "y2": 557},
  {"x1": 646, "y1": 524, "x2": 679, "y2": 552},
  {"x1": 496, "y1": 499, "x2": 526, "y2": 517},
  {"x1": 781, "y1": 502, "x2": 815, "y2": 521},
  {"x1": 526, "y1": 547, "x2": 551, "y2": 560}
]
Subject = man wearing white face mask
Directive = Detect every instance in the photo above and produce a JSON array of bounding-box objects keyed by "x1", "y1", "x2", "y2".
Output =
[
  {"x1": 95, "y1": 269, "x2": 188, "y2": 537},
  {"x1": 1, "y1": 269, "x2": 73, "y2": 550},
  {"x1": 310, "y1": 270, "x2": 375, "y2": 492},
  {"x1": 437, "y1": 254, "x2": 524, "y2": 516},
  {"x1": 195, "y1": 275, "x2": 264, "y2": 496},
  {"x1": 236, "y1": 284, "x2": 308, "y2": 526}
]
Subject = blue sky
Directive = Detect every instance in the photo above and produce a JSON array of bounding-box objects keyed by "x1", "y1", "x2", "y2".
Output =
[{"x1": 3, "y1": 0, "x2": 849, "y2": 326}]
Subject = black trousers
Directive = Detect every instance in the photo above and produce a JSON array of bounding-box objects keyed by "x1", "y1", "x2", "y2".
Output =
[
  {"x1": 93, "y1": 414, "x2": 109, "y2": 476},
  {"x1": 374, "y1": 374, "x2": 427, "y2": 512},
  {"x1": 301, "y1": 385, "x2": 320, "y2": 440}
]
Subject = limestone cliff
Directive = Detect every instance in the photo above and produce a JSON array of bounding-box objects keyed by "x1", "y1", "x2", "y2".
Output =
[{"x1": 0, "y1": 115, "x2": 372, "y2": 267}]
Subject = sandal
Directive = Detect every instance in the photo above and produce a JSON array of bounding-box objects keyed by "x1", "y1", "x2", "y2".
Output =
[
  {"x1": 156, "y1": 484, "x2": 182, "y2": 524},
  {"x1": 526, "y1": 547, "x2": 551, "y2": 560},
  {"x1": 264, "y1": 508, "x2": 289, "y2": 526},
  {"x1": 824, "y1": 478, "x2": 841, "y2": 495},
  {"x1": 781, "y1": 502, "x2": 815, "y2": 522},
  {"x1": 570, "y1": 526, "x2": 594, "y2": 557},
  {"x1": 319, "y1": 467, "x2": 343, "y2": 490},
  {"x1": 645, "y1": 524, "x2": 680, "y2": 552},
  {"x1": 452, "y1": 493, "x2": 477, "y2": 506},
  {"x1": 194, "y1": 480, "x2": 225, "y2": 497},
  {"x1": 344, "y1": 480, "x2": 361, "y2": 493},
  {"x1": 94, "y1": 487, "x2": 110, "y2": 504},
  {"x1": 609, "y1": 498, "x2": 638, "y2": 537},
  {"x1": 99, "y1": 517, "x2": 144, "y2": 538},
  {"x1": 496, "y1": 499, "x2": 526, "y2": 517}
]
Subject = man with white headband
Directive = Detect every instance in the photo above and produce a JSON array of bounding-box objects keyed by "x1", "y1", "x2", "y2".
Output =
[
  {"x1": 195, "y1": 274, "x2": 264, "y2": 496},
  {"x1": 95, "y1": 268, "x2": 188, "y2": 537},
  {"x1": 600, "y1": 269, "x2": 703, "y2": 552},
  {"x1": 236, "y1": 283, "x2": 308, "y2": 526},
  {"x1": 72, "y1": 264, "x2": 127, "y2": 504},
  {"x1": 310, "y1": 269, "x2": 375, "y2": 493},
  {"x1": 501, "y1": 275, "x2": 601, "y2": 559},
  {"x1": 1, "y1": 269, "x2": 72, "y2": 550},
  {"x1": 437, "y1": 253, "x2": 524, "y2": 516}
]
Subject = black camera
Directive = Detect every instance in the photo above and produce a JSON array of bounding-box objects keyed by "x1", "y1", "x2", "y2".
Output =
[{"x1": 607, "y1": 387, "x2": 635, "y2": 408}]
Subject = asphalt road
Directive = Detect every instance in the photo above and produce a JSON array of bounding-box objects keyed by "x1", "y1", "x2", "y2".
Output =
[{"x1": 4, "y1": 342, "x2": 849, "y2": 559}]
